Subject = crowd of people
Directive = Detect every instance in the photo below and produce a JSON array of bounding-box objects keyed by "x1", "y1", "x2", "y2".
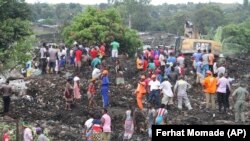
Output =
[{"x1": 1, "y1": 40, "x2": 249, "y2": 141}]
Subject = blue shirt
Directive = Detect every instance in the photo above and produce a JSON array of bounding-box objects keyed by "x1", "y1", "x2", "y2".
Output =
[
  {"x1": 102, "y1": 76, "x2": 110, "y2": 87},
  {"x1": 91, "y1": 58, "x2": 101, "y2": 68},
  {"x1": 167, "y1": 56, "x2": 176, "y2": 64},
  {"x1": 193, "y1": 52, "x2": 202, "y2": 62},
  {"x1": 196, "y1": 61, "x2": 203, "y2": 74},
  {"x1": 148, "y1": 63, "x2": 155, "y2": 70}
]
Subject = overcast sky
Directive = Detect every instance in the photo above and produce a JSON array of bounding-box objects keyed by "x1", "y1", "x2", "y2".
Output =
[{"x1": 25, "y1": 0, "x2": 242, "y2": 5}]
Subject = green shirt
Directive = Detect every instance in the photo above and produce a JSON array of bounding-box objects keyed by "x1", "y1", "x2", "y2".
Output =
[
  {"x1": 91, "y1": 58, "x2": 101, "y2": 68},
  {"x1": 110, "y1": 41, "x2": 120, "y2": 50},
  {"x1": 232, "y1": 87, "x2": 249, "y2": 102},
  {"x1": 148, "y1": 63, "x2": 155, "y2": 70}
]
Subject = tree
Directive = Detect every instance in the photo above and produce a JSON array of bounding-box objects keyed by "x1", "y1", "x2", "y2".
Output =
[
  {"x1": 191, "y1": 5, "x2": 224, "y2": 35},
  {"x1": 0, "y1": 0, "x2": 33, "y2": 70},
  {"x1": 62, "y1": 7, "x2": 142, "y2": 56},
  {"x1": 243, "y1": 0, "x2": 249, "y2": 8}
]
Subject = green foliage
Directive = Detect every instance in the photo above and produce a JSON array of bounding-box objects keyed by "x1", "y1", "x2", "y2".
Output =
[
  {"x1": 29, "y1": 3, "x2": 83, "y2": 23},
  {"x1": 62, "y1": 7, "x2": 142, "y2": 56},
  {"x1": 214, "y1": 19, "x2": 250, "y2": 55},
  {"x1": 0, "y1": 36, "x2": 35, "y2": 70}
]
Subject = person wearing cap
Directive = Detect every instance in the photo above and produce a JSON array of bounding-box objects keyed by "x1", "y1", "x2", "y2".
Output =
[
  {"x1": 0, "y1": 80, "x2": 12, "y2": 116},
  {"x1": 174, "y1": 76, "x2": 192, "y2": 110},
  {"x1": 36, "y1": 127, "x2": 48, "y2": 141},
  {"x1": 2, "y1": 127, "x2": 10, "y2": 141},
  {"x1": 217, "y1": 73, "x2": 231, "y2": 113},
  {"x1": 134, "y1": 75, "x2": 147, "y2": 110},
  {"x1": 87, "y1": 78, "x2": 97, "y2": 109},
  {"x1": 101, "y1": 70, "x2": 110, "y2": 109},
  {"x1": 201, "y1": 70, "x2": 217, "y2": 111},
  {"x1": 232, "y1": 83, "x2": 250, "y2": 123},
  {"x1": 22, "y1": 122, "x2": 33, "y2": 141},
  {"x1": 160, "y1": 77, "x2": 174, "y2": 109},
  {"x1": 73, "y1": 76, "x2": 81, "y2": 103},
  {"x1": 148, "y1": 74, "x2": 161, "y2": 108}
]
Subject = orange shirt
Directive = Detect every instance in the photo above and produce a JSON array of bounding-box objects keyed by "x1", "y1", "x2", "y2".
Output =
[
  {"x1": 135, "y1": 82, "x2": 146, "y2": 95},
  {"x1": 208, "y1": 53, "x2": 214, "y2": 65},
  {"x1": 202, "y1": 76, "x2": 217, "y2": 94},
  {"x1": 136, "y1": 58, "x2": 143, "y2": 69}
]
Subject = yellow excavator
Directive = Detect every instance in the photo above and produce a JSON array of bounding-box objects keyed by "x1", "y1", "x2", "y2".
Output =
[{"x1": 175, "y1": 21, "x2": 221, "y2": 56}]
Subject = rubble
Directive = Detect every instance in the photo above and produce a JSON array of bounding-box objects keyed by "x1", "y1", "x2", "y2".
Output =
[{"x1": 0, "y1": 55, "x2": 249, "y2": 140}]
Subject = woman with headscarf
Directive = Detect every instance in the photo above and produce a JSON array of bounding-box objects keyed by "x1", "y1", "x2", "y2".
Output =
[
  {"x1": 123, "y1": 105, "x2": 134, "y2": 141},
  {"x1": 73, "y1": 75, "x2": 81, "y2": 103}
]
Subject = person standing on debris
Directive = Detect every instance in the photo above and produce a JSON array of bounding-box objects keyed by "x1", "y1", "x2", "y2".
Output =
[
  {"x1": 177, "y1": 53, "x2": 185, "y2": 76},
  {"x1": 115, "y1": 60, "x2": 125, "y2": 86},
  {"x1": 201, "y1": 71, "x2": 217, "y2": 111},
  {"x1": 2, "y1": 128, "x2": 10, "y2": 141},
  {"x1": 136, "y1": 54, "x2": 143, "y2": 72},
  {"x1": 110, "y1": 40, "x2": 120, "y2": 59},
  {"x1": 174, "y1": 76, "x2": 192, "y2": 110},
  {"x1": 148, "y1": 74, "x2": 161, "y2": 108},
  {"x1": 40, "y1": 43, "x2": 47, "y2": 74},
  {"x1": 202, "y1": 49, "x2": 209, "y2": 76},
  {"x1": 159, "y1": 52, "x2": 166, "y2": 76},
  {"x1": 160, "y1": 77, "x2": 174, "y2": 109},
  {"x1": 134, "y1": 75, "x2": 147, "y2": 110},
  {"x1": 75, "y1": 45, "x2": 83, "y2": 73},
  {"x1": 218, "y1": 54, "x2": 226, "y2": 65},
  {"x1": 232, "y1": 83, "x2": 249, "y2": 123},
  {"x1": 36, "y1": 127, "x2": 48, "y2": 141},
  {"x1": 48, "y1": 45, "x2": 57, "y2": 74},
  {"x1": 123, "y1": 105, "x2": 134, "y2": 141},
  {"x1": 146, "y1": 104, "x2": 156, "y2": 141},
  {"x1": 192, "y1": 49, "x2": 202, "y2": 69},
  {"x1": 208, "y1": 49, "x2": 215, "y2": 73},
  {"x1": 148, "y1": 59, "x2": 155, "y2": 70},
  {"x1": 73, "y1": 76, "x2": 81, "y2": 103},
  {"x1": 92, "y1": 64, "x2": 101, "y2": 80},
  {"x1": 92, "y1": 114, "x2": 103, "y2": 141},
  {"x1": 91, "y1": 55, "x2": 101, "y2": 68},
  {"x1": 167, "y1": 53, "x2": 176, "y2": 64},
  {"x1": 167, "y1": 67, "x2": 178, "y2": 86},
  {"x1": 101, "y1": 109, "x2": 111, "y2": 141},
  {"x1": 196, "y1": 58, "x2": 204, "y2": 84},
  {"x1": 87, "y1": 78, "x2": 97, "y2": 109},
  {"x1": 143, "y1": 56, "x2": 149, "y2": 71},
  {"x1": 0, "y1": 80, "x2": 12, "y2": 116},
  {"x1": 217, "y1": 73, "x2": 231, "y2": 113},
  {"x1": 23, "y1": 122, "x2": 33, "y2": 141},
  {"x1": 83, "y1": 115, "x2": 94, "y2": 141},
  {"x1": 155, "y1": 104, "x2": 168, "y2": 125},
  {"x1": 64, "y1": 78, "x2": 73, "y2": 110},
  {"x1": 217, "y1": 64, "x2": 226, "y2": 78},
  {"x1": 101, "y1": 70, "x2": 110, "y2": 109}
]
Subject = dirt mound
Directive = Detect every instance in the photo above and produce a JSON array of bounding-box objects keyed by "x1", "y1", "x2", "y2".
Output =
[{"x1": 5, "y1": 56, "x2": 250, "y2": 140}]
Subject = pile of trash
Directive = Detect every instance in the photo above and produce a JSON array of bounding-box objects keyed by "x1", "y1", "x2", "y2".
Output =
[{"x1": 3, "y1": 56, "x2": 250, "y2": 140}]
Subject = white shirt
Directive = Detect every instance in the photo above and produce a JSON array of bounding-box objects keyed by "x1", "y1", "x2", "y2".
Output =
[
  {"x1": 217, "y1": 66, "x2": 226, "y2": 77},
  {"x1": 92, "y1": 68, "x2": 101, "y2": 79},
  {"x1": 23, "y1": 128, "x2": 33, "y2": 141},
  {"x1": 85, "y1": 118, "x2": 94, "y2": 130},
  {"x1": 159, "y1": 54, "x2": 165, "y2": 66},
  {"x1": 160, "y1": 81, "x2": 173, "y2": 97},
  {"x1": 40, "y1": 47, "x2": 47, "y2": 59},
  {"x1": 213, "y1": 62, "x2": 218, "y2": 74},
  {"x1": 149, "y1": 80, "x2": 161, "y2": 91}
]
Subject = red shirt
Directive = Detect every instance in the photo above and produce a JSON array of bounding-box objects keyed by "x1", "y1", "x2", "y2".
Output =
[
  {"x1": 75, "y1": 50, "x2": 82, "y2": 62},
  {"x1": 87, "y1": 83, "x2": 96, "y2": 94},
  {"x1": 90, "y1": 49, "x2": 98, "y2": 59},
  {"x1": 143, "y1": 60, "x2": 148, "y2": 71},
  {"x1": 100, "y1": 45, "x2": 105, "y2": 56},
  {"x1": 3, "y1": 133, "x2": 10, "y2": 141},
  {"x1": 154, "y1": 59, "x2": 160, "y2": 67}
]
